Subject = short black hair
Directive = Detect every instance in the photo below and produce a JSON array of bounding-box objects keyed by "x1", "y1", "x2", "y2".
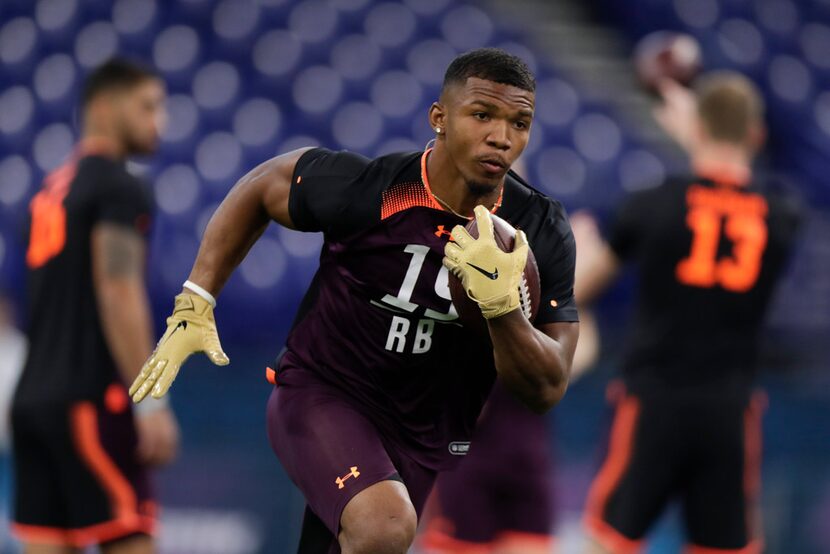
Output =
[
  {"x1": 442, "y1": 48, "x2": 535, "y2": 94},
  {"x1": 82, "y1": 58, "x2": 159, "y2": 107}
]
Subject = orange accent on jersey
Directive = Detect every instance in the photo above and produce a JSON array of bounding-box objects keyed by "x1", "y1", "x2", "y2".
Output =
[
  {"x1": 296, "y1": 176, "x2": 302, "y2": 184},
  {"x1": 434, "y1": 225, "x2": 453, "y2": 238},
  {"x1": 381, "y1": 180, "x2": 439, "y2": 220},
  {"x1": 549, "y1": 299, "x2": 558, "y2": 308},
  {"x1": 385, "y1": 148, "x2": 504, "y2": 221},
  {"x1": 583, "y1": 393, "x2": 643, "y2": 554},
  {"x1": 26, "y1": 160, "x2": 77, "y2": 269},
  {"x1": 265, "y1": 366, "x2": 277, "y2": 385},
  {"x1": 335, "y1": 466, "x2": 361, "y2": 489},
  {"x1": 104, "y1": 383, "x2": 129, "y2": 414},
  {"x1": 676, "y1": 185, "x2": 769, "y2": 292}
]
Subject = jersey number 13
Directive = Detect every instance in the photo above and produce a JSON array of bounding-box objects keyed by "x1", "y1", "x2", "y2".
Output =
[{"x1": 676, "y1": 206, "x2": 768, "y2": 293}]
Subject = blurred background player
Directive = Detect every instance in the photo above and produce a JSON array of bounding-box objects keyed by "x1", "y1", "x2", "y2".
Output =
[
  {"x1": 576, "y1": 70, "x2": 801, "y2": 553},
  {"x1": 10, "y1": 59, "x2": 179, "y2": 554}
]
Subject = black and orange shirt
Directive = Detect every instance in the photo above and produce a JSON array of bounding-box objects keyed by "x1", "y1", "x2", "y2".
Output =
[
  {"x1": 279, "y1": 148, "x2": 577, "y2": 470},
  {"x1": 607, "y1": 173, "x2": 800, "y2": 392},
  {"x1": 15, "y1": 154, "x2": 151, "y2": 406}
]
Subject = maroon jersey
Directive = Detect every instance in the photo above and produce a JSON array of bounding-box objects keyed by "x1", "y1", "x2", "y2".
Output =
[{"x1": 278, "y1": 148, "x2": 577, "y2": 469}]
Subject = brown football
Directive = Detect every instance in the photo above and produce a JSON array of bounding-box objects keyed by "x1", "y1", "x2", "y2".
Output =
[
  {"x1": 634, "y1": 31, "x2": 702, "y2": 93},
  {"x1": 448, "y1": 213, "x2": 541, "y2": 334}
]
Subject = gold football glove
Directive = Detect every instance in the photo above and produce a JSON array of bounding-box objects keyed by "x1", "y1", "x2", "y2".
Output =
[
  {"x1": 443, "y1": 205, "x2": 529, "y2": 319},
  {"x1": 130, "y1": 293, "x2": 229, "y2": 403}
]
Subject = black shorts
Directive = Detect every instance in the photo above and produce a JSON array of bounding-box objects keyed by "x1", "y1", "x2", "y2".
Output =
[
  {"x1": 11, "y1": 382, "x2": 155, "y2": 547},
  {"x1": 584, "y1": 382, "x2": 765, "y2": 554}
]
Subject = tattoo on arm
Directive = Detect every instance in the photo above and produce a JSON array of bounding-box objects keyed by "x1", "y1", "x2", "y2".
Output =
[{"x1": 96, "y1": 224, "x2": 145, "y2": 278}]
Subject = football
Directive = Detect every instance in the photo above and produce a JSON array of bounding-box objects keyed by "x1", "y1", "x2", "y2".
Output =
[
  {"x1": 634, "y1": 31, "x2": 702, "y2": 93},
  {"x1": 448, "y1": 213, "x2": 541, "y2": 334}
]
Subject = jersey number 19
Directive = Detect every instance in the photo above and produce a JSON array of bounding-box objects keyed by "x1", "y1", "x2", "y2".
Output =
[{"x1": 382, "y1": 244, "x2": 459, "y2": 354}]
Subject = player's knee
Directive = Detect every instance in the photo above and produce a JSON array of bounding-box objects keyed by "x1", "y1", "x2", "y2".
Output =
[
  {"x1": 342, "y1": 514, "x2": 415, "y2": 554},
  {"x1": 339, "y1": 481, "x2": 417, "y2": 554}
]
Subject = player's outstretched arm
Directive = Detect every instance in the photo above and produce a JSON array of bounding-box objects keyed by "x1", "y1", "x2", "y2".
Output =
[
  {"x1": 444, "y1": 206, "x2": 578, "y2": 412},
  {"x1": 130, "y1": 148, "x2": 313, "y2": 403},
  {"x1": 188, "y1": 147, "x2": 315, "y2": 294}
]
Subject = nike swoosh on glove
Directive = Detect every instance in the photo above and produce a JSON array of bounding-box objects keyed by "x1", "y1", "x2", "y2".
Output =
[
  {"x1": 443, "y1": 205, "x2": 529, "y2": 319},
  {"x1": 130, "y1": 292, "x2": 229, "y2": 403}
]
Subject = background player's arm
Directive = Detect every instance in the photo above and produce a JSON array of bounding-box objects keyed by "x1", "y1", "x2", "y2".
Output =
[
  {"x1": 92, "y1": 223, "x2": 155, "y2": 385},
  {"x1": 488, "y1": 316, "x2": 578, "y2": 413},
  {"x1": 186, "y1": 147, "x2": 314, "y2": 296},
  {"x1": 91, "y1": 223, "x2": 178, "y2": 464},
  {"x1": 130, "y1": 148, "x2": 317, "y2": 402},
  {"x1": 572, "y1": 212, "x2": 622, "y2": 306}
]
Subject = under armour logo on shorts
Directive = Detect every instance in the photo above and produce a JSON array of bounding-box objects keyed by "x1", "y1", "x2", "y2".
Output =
[{"x1": 335, "y1": 466, "x2": 361, "y2": 489}]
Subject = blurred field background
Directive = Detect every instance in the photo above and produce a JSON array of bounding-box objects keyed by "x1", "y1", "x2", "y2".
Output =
[{"x1": 1, "y1": 0, "x2": 829, "y2": 552}]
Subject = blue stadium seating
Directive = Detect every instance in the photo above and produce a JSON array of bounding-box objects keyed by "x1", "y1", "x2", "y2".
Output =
[{"x1": 0, "y1": 0, "x2": 824, "y2": 339}]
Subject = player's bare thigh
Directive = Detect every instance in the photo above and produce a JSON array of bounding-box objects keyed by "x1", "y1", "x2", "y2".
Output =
[{"x1": 338, "y1": 480, "x2": 417, "y2": 554}]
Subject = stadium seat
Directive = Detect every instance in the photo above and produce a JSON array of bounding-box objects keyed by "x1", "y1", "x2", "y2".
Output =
[{"x1": 7, "y1": 0, "x2": 819, "y2": 329}]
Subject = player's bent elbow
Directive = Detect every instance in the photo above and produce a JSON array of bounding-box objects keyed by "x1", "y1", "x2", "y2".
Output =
[
  {"x1": 95, "y1": 277, "x2": 140, "y2": 312},
  {"x1": 509, "y1": 380, "x2": 566, "y2": 414},
  {"x1": 531, "y1": 383, "x2": 566, "y2": 414},
  {"x1": 521, "y1": 395, "x2": 554, "y2": 415}
]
